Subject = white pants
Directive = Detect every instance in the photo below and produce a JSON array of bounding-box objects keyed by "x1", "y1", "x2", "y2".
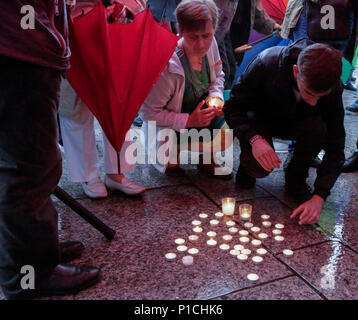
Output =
[{"x1": 59, "y1": 98, "x2": 135, "y2": 182}]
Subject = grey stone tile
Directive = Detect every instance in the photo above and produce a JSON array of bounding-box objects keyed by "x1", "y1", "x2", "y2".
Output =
[
  {"x1": 215, "y1": 276, "x2": 322, "y2": 300},
  {"x1": 279, "y1": 241, "x2": 358, "y2": 300}
]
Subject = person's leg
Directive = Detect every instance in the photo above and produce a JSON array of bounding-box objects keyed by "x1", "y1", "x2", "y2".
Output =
[
  {"x1": 341, "y1": 138, "x2": 358, "y2": 172},
  {"x1": 346, "y1": 98, "x2": 358, "y2": 113},
  {"x1": 0, "y1": 57, "x2": 61, "y2": 299}
]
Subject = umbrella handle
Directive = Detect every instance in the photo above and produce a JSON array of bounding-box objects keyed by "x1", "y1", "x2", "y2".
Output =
[{"x1": 234, "y1": 29, "x2": 279, "y2": 53}]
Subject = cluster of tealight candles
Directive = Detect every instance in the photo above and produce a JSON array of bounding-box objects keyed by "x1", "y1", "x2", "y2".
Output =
[{"x1": 165, "y1": 199, "x2": 294, "y2": 280}]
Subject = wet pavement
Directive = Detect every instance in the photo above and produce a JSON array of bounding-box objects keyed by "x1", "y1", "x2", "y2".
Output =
[{"x1": 2, "y1": 79, "x2": 358, "y2": 301}]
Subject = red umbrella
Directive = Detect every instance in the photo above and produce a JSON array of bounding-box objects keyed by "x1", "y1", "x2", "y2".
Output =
[
  {"x1": 67, "y1": 3, "x2": 179, "y2": 151},
  {"x1": 261, "y1": 0, "x2": 288, "y2": 24}
]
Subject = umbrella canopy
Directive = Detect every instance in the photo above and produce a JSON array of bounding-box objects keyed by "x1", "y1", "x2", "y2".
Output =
[
  {"x1": 261, "y1": 0, "x2": 288, "y2": 24},
  {"x1": 67, "y1": 3, "x2": 178, "y2": 151}
]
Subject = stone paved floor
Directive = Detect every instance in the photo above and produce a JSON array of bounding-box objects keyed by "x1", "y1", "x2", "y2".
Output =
[{"x1": 2, "y1": 79, "x2": 358, "y2": 301}]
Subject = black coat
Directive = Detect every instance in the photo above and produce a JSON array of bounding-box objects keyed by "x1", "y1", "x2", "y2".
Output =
[{"x1": 223, "y1": 39, "x2": 345, "y2": 199}]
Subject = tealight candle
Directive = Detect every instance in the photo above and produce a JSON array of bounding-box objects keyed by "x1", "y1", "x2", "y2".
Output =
[
  {"x1": 251, "y1": 239, "x2": 262, "y2": 246},
  {"x1": 207, "y1": 239, "x2": 217, "y2": 246},
  {"x1": 199, "y1": 213, "x2": 208, "y2": 219},
  {"x1": 247, "y1": 273, "x2": 259, "y2": 281},
  {"x1": 192, "y1": 220, "x2": 202, "y2": 226},
  {"x1": 251, "y1": 227, "x2": 261, "y2": 233},
  {"x1": 215, "y1": 212, "x2": 224, "y2": 218},
  {"x1": 261, "y1": 214, "x2": 270, "y2": 220},
  {"x1": 272, "y1": 229, "x2": 282, "y2": 235},
  {"x1": 209, "y1": 219, "x2": 220, "y2": 227},
  {"x1": 229, "y1": 227, "x2": 239, "y2": 234},
  {"x1": 174, "y1": 238, "x2": 185, "y2": 245},
  {"x1": 237, "y1": 254, "x2": 248, "y2": 261},
  {"x1": 222, "y1": 234, "x2": 233, "y2": 242},
  {"x1": 244, "y1": 222, "x2": 254, "y2": 229},
  {"x1": 239, "y1": 203, "x2": 252, "y2": 221},
  {"x1": 177, "y1": 245, "x2": 188, "y2": 252},
  {"x1": 207, "y1": 96, "x2": 224, "y2": 109},
  {"x1": 165, "y1": 252, "x2": 177, "y2": 260},
  {"x1": 222, "y1": 197, "x2": 236, "y2": 216},
  {"x1": 226, "y1": 221, "x2": 236, "y2": 227},
  {"x1": 241, "y1": 249, "x2": 251, "y2": 255},
  {"x1": 220, "y1": 244, "x2": 230, "y2": 251},
  {"x1": 256, "y1": 248, "x2": 267, "y2": 255},
  {"x1": 275, "y1": 223, "x2": 285, "y2": 229},
  {"x1": 188, "y1": 235, "x2": 199, "y2": 242},
  {"x1": 193, "y1": 226, "x2": 203, "y2": 233},
  {"x1": 252, "y1": 256, "x2": 263, "y2": 263},
  {"x1": 258, "y1": 233, "x2": 268, "y2": 239},
  {"x1": 188, "y1": 248, "x2": 199, "y2": 255},
  {"x1": 283, "y1": 249, "x2": 293, "y2": 256},
  {"x1": 234, "y1": 244, "x2": 244, "y2": 251},
  {"x1": 182, "y1": 255, "x2": 194, "y2": 266},
  {"x1": 274, "y1": 235, "x2": 285, "y2": 242},
  {"x1": 207, "y1": 231, "x2": 217, "y2": 238},
  {"x1": 239, "y1": 230, "x2": 249, "y2": 236},
  {"x1": 239, "y1": 236, "x2": 250, "y2": 244},
  {"x1": 230, "y1": 249, "x2": 240, "y2": 256},
  {"x1": 262, "y1": 221, "x2": 272, "y2": 228}
]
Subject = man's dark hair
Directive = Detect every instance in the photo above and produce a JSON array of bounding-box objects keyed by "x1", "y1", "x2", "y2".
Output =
[{"x1": 297, "y1": 43, "x2": 342, "y2": 93}]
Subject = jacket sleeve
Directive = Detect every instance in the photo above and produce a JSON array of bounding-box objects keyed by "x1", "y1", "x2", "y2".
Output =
[
  {"x1": 223, "y1": 55, "x2": 268, "y2": 144},
  {"x1": 140, "y1": 67, "x2": 189, "y2": 131},
  {"x1": 313, "y1": 86, "x2": 346, "y2": 200},
  {"x1": 253, "y1": 8, "x2": 276, "y2": 35}
]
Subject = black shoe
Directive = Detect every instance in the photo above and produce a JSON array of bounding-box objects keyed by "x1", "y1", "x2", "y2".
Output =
[
  {"x1": 309, "y1": 156, "x2": 322, "y2": 168},
  {"x1": 60, "y1": 241, "x2": 85, "y2": 263},
  {"x1": 285, "y1": 181, "x2": 312, "y2": 205},
  {"x1": 346, "y1": 103, "x2": 358, "y2": 113},
  {"x1": 344, "y1": 82, "x2": 357, "y2": 91},
  {"x1": 235, "y1": 166, "x2": 256, "y2": 189},
  {"x1": 342, "y1": 152, "x2": 358, "y2": 173}
]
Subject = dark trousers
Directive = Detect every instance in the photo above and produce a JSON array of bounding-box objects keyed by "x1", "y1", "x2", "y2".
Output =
[
  {"x1": 239, "y1": 116, "x2": 327, "y2": 182},
  {"x1": 0, "y1": 56, "x2": 62, "y2": 299},
  {"x1": 217, "y1": 33, "x2": 237, "y2": 90}
]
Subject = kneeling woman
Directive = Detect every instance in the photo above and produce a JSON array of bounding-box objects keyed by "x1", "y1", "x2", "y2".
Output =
[{"x1": 140, "y1": 0, "x2": 232, "y2": 179}]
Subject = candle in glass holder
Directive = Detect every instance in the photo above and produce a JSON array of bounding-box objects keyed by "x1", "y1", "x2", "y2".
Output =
[
  {"x1": 210, "y1": 219, "x2": 220, "y2": 227},
  {"x1": 193, "y1": 226, "x2": 203, "y2": 233},
  {"x1": 215, "y1": 212, "x2": 224, "y2": 218},
  {"x1": 206, "y1": 96, "x2": 224, "y2": 109},
  {"x1": 222, "y1": 197, "x2": 236, "y2": 215},
  {"x1": 222, "y1": 234, "x2": 233, "y2": 242},
  {"x1": 182, "y1": 255, "x2": 194, "y2": 266},
  {"x1": 239, "y1": 204, "x2": 252, "y2": 221}
]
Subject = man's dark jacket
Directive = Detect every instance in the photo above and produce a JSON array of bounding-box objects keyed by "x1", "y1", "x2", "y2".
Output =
[
  {"x1": 0, "y1": 0, "x2": 70, "y2": 70},
  {"x1": 224, "y1": 39, "x2": 345, "y2": 200}
]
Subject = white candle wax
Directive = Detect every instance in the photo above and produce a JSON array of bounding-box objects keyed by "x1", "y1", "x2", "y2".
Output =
[
  {"x1": 192, "y1": 220, "x2": 202, "y2": 226},
  {"x1": 199, "y1": 213, "x2": 208, "y2": 219},
  {"x1": 174, "y1": 238, "x2": 185, "y2": 245},
  {"x1": 188, "y1": 235, "x2": 199, "y2": 242},
  {"x1": 228, "y1": 227, "x2": 239, "y2": 234},
  {"x1": 237, "y1": 254, "x2": 248, "y2": 261},
  {"x1": 239, "y1": 236, "x2": 250, "y2": 244},
  {"x1": 240, "y1": 212, "x2": 251, "y2": 220},
  {"x1": 261, "y1": 214, "x2": 270, "y2": 220},
  {"x1": 244, "y1": 222, "x2": 254, "y2": 229},
  {"x1": 258, "y1": 233, "x2": 268, "y2": 239},
  {"x1": 165, "y1": 252, "x2": 177, "y2": 260},
  {"x1": 247, "y1": 273, "x2": 259, "y2": 281},
  {"x1": 283, "y1": 249, "x2": 293, "y2": 256},
  {"x1": 230, "y1": 249, "x2": 240, "y2": 256},
  {"x1": 262, "y1": 221, "x2": 272, "y2": 228},
  {"x1": 188, "y1": 248, "x2": 199, "y2": 255},
  {"x1": 274, "y1": 235, "x2": 285, "y2": 242},
  {"x1": 193, "y1": 226, "x2": 203, "y2": 233},
  {"x1": 234, "y1": 244, "x2": 244, "y2": 251},
  {"x1": 252, "y1": 256, "x2": 263, "y2": 263},
  {"x1": 207, "y1": 231, "x2": 217, "y2": 238},
  {"x1": 275, "y1": 223, "x2": 285, "y2": 229},
  {"x1": 256, "y1": 248, "x2": 267, "y2": 255},
  {"x1": 222, "y1": 235, "x2": 233, "y2": 242},
  {"x1": 251, "y1": 227, "x2": 261, "y2": 233},
  {"x1": 239, "y1": 230, "x2": 249, "y2": 236},
  {"x1": 219, "y1": 244, "x2": 230, "y2": 251},
  {"x1": 177, "y1": 245, "x2": 188, "y2": 252},
  {"x1": 206, "y1": 239, "x2": 217, "y2": 246},
  {"x1": 215, "y1": 212, "x2": 224, "y2": 218},
  {"x1": 241, "y1": 249, "x2": 251, "y2": 255},
  {"x1": 272, "y1": 229, "x2": 282, "y2": 235},
  {"x1": 251, "y1": 239, "x2": 262, "y2": 246},
  {"x1": 209, "y1": 219, "x2": 220, "y2": 227}
]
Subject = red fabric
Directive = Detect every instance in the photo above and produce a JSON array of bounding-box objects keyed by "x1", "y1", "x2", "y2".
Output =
[
  {"x1": 67, "y1": 3, "x2": 179, "y2": 151},
  {"x1": 261, "y1": 0, "x2": 288, "y2": 24}
]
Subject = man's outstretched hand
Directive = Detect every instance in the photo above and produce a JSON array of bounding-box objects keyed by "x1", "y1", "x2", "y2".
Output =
[
  {"x1": 251, "y1": 138, "x2": 281, "y2": 172},
  {"x1": 290, "y1": 195, "x2": 324, "y2": 225}
]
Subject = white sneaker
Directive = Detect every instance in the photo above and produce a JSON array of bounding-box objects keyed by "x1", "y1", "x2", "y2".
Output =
[
  {"x1": 81, "y1": 176, "x2": 108, "y2": 199},
  {"x1": 104, "y1": 175, "x2": 145, "y2": 195}
]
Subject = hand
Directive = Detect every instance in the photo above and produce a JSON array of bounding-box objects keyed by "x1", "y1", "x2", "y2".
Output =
[
  {"x1": 234, "y1": 44, "x2": 253, "y2": 54},
  {"x1": 290, "y1": 195, "x2": 324, "y2": 225},
  {"x1": 273, "y1": 23, "x2": 281, "y2": 35},
  {"x1": 186, "y1": 100, "x2": 216, "y2": 128},
  {"x1": 251, "y1": 138, "x2": 281, "y2": 172},
  {"x1": 213, "y1": 108, "x2": 224, "y2": 117}
]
